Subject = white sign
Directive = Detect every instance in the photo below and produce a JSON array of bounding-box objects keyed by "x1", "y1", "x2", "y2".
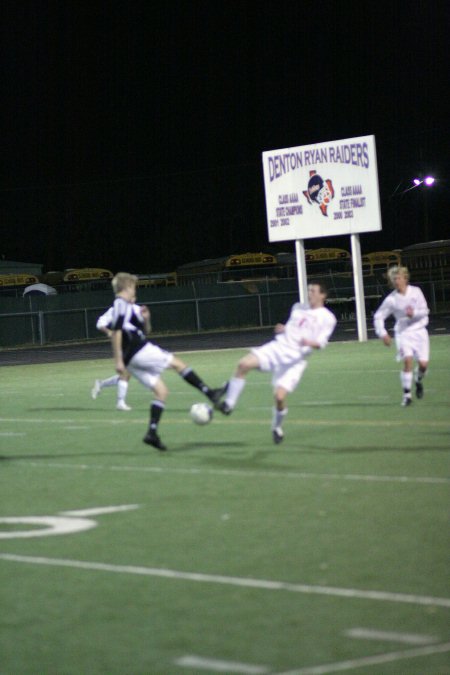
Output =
[{"x1": 262, "y1": 135, "x2": 382, "y2": 242}]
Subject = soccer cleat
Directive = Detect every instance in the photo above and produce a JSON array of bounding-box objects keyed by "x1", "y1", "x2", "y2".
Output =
[
  {"x1": 217, "y1": 401, "x2": 233, "y2": 416},
  {"x1": 401, "y1": 394, "x2": 412, "y2": 407},
  {"x1": 209, "y1": 382, "x2": 229, "y2": 407},
  {"x1": 91, "y1": 380, "x2": 101, "y2": 399},
  {"x1": 415, "y1": 380, "x2": 424, "y2": 399},
  {"x1": 272, "y1": 427, "x2": 284, "y2": 444},
  {"x1": 143, "y1": 430, "x2": 167, "y2": 451},
  {"x1": 116, "y1": 401, "x2": 132, "y2": 411}
]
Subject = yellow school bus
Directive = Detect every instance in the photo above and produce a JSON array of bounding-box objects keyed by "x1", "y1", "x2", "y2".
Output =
[
  {"x1": 137, "y1": 272, "x2": 177, "y2": 288},
  {"x1": 177, "y1": 253, "x2": 277, "y2": 284},
  {"x1": 401, "y1": 240, "x2": 450, "y2": 280},
  {"x1": 63, "y1": 268, "x2": 113, "y2": 282},
  {"x1": 305, "y1": 248, "x2": 351, "y2": 264},
  {"x1": 362, "y1": 251, "x2": 401, "y2": 276},
  {"x1": 0, "y1": 273, "x2": 40, "y2": 287},
  {"x1": 225, "y1": 252, "x2": 277, "y2": 267}
]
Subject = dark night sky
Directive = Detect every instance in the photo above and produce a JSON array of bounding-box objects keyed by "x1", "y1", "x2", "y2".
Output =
[{"x1": 1, "y1": 1, "x2": 448, "y2": 274}]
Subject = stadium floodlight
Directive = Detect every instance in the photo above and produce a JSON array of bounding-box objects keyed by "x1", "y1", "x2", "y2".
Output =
[
  {"x1": 393, "y1": 175, "x2": 437, "y2": 198},
  {"x1": 410, "y1": 175, "x2": 435, "y2": 190},
  {"x1": 393, "y1": 175, "x2": 436, "y2": 242}
]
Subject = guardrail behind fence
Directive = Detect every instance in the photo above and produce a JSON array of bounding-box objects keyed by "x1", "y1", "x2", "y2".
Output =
[{"x1": 0, "y1": 279, "x2": 448, "y2": 348}]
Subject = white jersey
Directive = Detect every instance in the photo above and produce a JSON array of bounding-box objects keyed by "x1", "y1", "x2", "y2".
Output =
[
  {"x1": 276, "y1": 303, "x2": 337, "y2": 359},
  {"x1": 96, "y1": 306, "x2": 114, "y2": 330},
  {"x1": 373, "y1": 285, "x2": 429, "y2": 338},
  {"x1": 97, "y1": 304, "x2": 143, "y2": 331},
  {"x1": 250, "y1": 302, "x2": 336, "y2": 392}
]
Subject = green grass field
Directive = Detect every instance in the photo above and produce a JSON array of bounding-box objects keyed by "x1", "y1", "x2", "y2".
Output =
[{"x1": 1, "y1": 337, "x2": 449, "y2": 674}]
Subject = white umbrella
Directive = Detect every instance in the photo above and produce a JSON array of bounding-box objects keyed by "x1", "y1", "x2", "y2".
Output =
[{"x1": 23, "y1": 283, "x2": 57, "y2": 296}]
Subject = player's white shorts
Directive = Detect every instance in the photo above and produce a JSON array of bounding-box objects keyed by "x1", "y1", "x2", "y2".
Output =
[
  {"x1": 395, "y1": 328, "x2": 429, "y2": 363},
  {"x1": 251, "y1": 340, "x2": 308, "y2": 393},
  {"x1": 127, "y1": 343, "x2": 174, "y2": 389}
]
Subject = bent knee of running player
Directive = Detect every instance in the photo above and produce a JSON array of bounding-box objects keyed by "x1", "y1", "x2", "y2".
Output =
[
  {"x1": 169, "y1": 355, "x2": 187, "y2": 373},
  {"x1": 236, "y1": 353, "x2": 260, "y2": 376},
  {"x1": 274, "y1": 387, "x2": 288, "y2": 409}
]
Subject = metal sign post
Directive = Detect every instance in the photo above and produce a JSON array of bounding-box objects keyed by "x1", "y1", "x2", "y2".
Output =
[
  {"x1": 350, "y1": 233, "x2": 367, "y2": 341},
  {"x1": 294, "y1": 239, "x2": 308, "y2": 303}
]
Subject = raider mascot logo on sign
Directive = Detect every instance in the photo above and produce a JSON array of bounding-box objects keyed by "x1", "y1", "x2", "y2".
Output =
[{"x1": 303, "y1": 169, "x2": 335, "y2": 217}]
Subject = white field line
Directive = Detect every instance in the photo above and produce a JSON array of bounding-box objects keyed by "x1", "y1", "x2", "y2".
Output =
[
  {"x1": 345, "y1": 627, "x2": 439, "y2": 645},
  {"x1": 175, "y1": 655, "x2": 269, "y2": 673},
  {"x1": 19, "y1": 461, "x2": 450, "y2": 485},
  {"x1": 60, "y1": 505, "x2": 139, "y2": 517},
  {"x1": 0, "y1": 432, "x2": 26, "y2": 436},
  {"x1": 275, "y1": 641, "x2": 450, "y2": 675},
  {"x1": 1, "y1": 553, "x2": 449, "y2": 608},
  {"x1": 169, "y1": 336, "x2": 450, "y2": 358},
  {"x1": 0, "y1": 388, "x2": 65, "y2": 393},
  {"x1": 290, "y1": 401, "x2": 336, "y2": 407},
  {"x1": 0, "y1": 517, "x2": 97, "y2": 539},
  {"x1": 0, "y1": 418, "x2": 130, "y2": 425},
  {"x1": 1, "y1": 416, "x2": 449, "y2": 429}
]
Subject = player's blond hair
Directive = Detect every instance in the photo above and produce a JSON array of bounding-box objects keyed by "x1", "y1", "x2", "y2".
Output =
[
  {"x1": 387, "y1": 265, "x2": 410, "y2": 286},
  {"x1": 112, "y1": 272, "x2": 138, "y2": 294}
]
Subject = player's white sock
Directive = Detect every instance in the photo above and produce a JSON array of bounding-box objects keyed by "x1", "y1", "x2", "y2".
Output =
[
  {"x1": 272, "y1": 407, "x2": 288, "y2": 430},
  {"x1": 101, "y1": 375, "x2": 120, "y2": 388},
  {"x1": 225, "y1": 377, "x2": 246, "y2": 408},
  {"x1": 400, "y1": 371, "x2": 413, "y2": 392},
  {"x1": 117, "y1": 379, "x2": 129, "y2": 403}
]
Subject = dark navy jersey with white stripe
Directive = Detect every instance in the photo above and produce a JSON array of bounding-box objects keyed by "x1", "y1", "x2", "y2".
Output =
[{"x1": 111, "y1": 298, "x2": 147, "y2": 364}]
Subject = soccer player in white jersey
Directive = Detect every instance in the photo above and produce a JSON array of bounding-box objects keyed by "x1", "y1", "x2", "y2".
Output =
[
  {"x1": 374, "y1": 266, "x2": 430, "y2": 407},
  {"x1": 91, "y1": 306, "x2": 132, "y2": 411},
  {"x1": 216, "y1": 282, "x2": 337, "y2": 444},
  {"x1": 109, "y1": 272, "x2": 225, "y2": 451}
]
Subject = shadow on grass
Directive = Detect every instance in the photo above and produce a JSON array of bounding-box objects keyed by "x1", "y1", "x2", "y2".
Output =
[
  {"x1": 294, "y1": 403, "x2": 430, "y2": 410},
  {"x1": 289, "y1": 444, "x2": 450, "y2": 454},
  {"x1": 333, "y1": 445, "x2": 449, "y2": 453},
  {"x1": 197, "y1": 443, "x2": 450, "y2": 461},
  {"x1": 173, "y1": 441, "x2": 245, "y2": 453},
  {"x1": 198, "y1": 449, "x2": 300, "y2": 471}
]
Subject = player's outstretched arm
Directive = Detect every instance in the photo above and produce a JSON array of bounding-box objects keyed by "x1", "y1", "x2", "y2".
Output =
[
  {"x1": 111, "y1": 330, "x2": 126, "y2": 374},
  {"x1": 300, "y1": 337, "x2": 321, "y2": 349},
  {"x1": 373, "y1": 297, "x2": 392, "y2": 342},
  {"x1": 140, "y1": 305, "x2": 152, "y2": 334}
]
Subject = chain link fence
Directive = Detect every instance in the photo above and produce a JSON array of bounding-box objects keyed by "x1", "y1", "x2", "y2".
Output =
[{"x1": 0, "y1": 278, "x2": 448, "y2": 348}]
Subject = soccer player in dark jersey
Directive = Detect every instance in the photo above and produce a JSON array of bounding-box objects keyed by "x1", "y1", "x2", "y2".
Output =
[{"x1": 110, "y1": 272, "x2": 224, "y2": 450}]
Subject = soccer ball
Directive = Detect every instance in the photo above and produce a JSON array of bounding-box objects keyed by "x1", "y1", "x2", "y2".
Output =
[{"x1": 190, "y1": 402, "x2": 213, "y2": 425}]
